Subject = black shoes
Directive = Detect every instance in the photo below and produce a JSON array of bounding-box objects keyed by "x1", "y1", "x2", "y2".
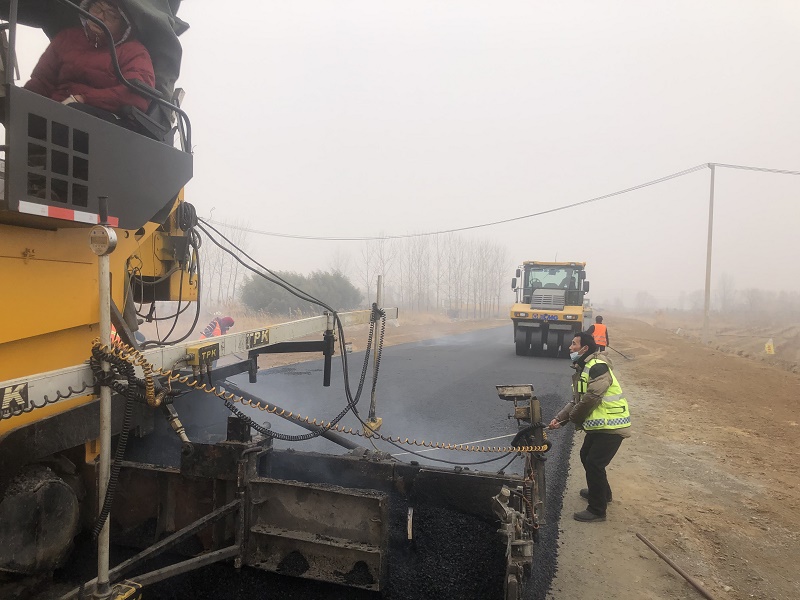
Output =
[
  {"x1": 575, "y1": 489, "x2": 611, "y2": 521},
  {"x1": 580, "y1": 488, "x2": 612, "y2": 503},
  {"x1": 573, "y1": 510, "x2": 606, "y2": 522}
]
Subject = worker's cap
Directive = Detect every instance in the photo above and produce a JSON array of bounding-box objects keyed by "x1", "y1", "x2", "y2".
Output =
[{"x1": 219, "y1": 316, "x2": 235, "y2": 328}]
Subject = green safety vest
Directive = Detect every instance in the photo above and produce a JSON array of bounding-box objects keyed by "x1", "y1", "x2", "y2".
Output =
[{"x1": 576, "y1": 358, "x2": 631, "y2": 431}]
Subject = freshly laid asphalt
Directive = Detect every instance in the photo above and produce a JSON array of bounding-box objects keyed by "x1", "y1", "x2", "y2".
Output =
[{"x1": 237, "y1": 323, "x2": 574, "y2": 464}]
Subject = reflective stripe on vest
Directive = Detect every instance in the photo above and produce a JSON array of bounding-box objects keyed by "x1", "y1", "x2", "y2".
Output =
[
  {"x1": 579, "y1": 357, "x2": 631, "y2": 431},
  {"x1": 200, "y1": 320, "x2": 222, "y2": 340},
  {"x1": 592, "y1": 324, "x2": 607, "y2": 346}
]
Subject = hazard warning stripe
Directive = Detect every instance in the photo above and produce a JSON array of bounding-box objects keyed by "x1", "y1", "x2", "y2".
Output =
[{"x1": 18, "y1": 200, "x2": 119, "y2": 227}]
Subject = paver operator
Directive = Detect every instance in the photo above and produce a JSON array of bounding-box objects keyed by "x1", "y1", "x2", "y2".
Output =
[{"x1": 548, "y1": 331, "x2": 631, "y2": 522}]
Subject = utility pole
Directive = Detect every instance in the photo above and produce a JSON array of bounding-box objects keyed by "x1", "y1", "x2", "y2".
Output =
[{"x1": 702, "y1": 164, "x2": 715, "y2": 344}]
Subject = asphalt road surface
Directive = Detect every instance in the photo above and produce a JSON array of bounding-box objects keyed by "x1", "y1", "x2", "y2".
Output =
[{"x1": 236, "y1": 325, "x2": 573, "y2": 462}]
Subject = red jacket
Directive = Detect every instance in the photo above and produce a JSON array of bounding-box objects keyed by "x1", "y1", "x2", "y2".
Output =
[{"x1": 24, "y1": 27, "x2": 154, "y2": 114}]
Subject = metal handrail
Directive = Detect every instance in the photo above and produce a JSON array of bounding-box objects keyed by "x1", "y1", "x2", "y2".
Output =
[{"x1": 4, "y1": 0, "x2": 17, "y2": 86}]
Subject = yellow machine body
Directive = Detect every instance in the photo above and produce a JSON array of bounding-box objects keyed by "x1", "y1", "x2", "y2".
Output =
[{"x1": 0, "y1": 193, "x2": 197, "y2": 438}]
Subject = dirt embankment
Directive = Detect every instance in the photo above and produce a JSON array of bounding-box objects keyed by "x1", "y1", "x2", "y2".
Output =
[{"x1": 549, "y1": 316, "x2": 799, "y2": 600}]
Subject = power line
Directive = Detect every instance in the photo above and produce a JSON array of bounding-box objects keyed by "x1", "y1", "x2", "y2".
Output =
[
  {"x1": 209, "y1": 162, "x2": 799, "y2": 242},
  {"x1": 710, "y1": 162, "x2": 800, "y2": 176}
]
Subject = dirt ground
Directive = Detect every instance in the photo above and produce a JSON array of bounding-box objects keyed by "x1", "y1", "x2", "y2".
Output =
[{"x1": 548, "y1": 316, "x2": 800, "y2": 600}]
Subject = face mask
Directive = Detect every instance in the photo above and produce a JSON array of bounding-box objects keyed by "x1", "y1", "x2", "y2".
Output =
[{"x1": 570, "y1": 351, "x2": 581, "y2": 362}]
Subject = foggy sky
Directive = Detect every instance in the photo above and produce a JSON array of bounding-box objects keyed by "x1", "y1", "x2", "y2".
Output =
[{"x1": 15, "y1": 1, "x2": 800, "y2": 307}]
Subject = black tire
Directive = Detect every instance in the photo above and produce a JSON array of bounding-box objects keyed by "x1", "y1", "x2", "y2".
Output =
[
  {"x1": 514, "y1": 327, "x2": 529, "y2": 356},
  {"x1": 545, "y1": 331, "x2": 560, "y2": 357},
  {"x1": 558, "y1": 332, "x2": 571, "y2": 358},
  {"x1": 529, "y1": 330, "x2": 543, "y2": 356},
  {"x1": 0, "y1": 465, "x2": 80, "y2": 573}
]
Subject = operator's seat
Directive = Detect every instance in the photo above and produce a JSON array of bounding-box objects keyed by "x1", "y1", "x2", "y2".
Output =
[
  {"x1": 81, "y1": 97, "x2": 178, "y2": 144},
  {"x1": 544, "y1": 283, "x2": 559, "y2": 289},
  {"x1": 121, "y1": 86, "x2": 186, "y2": 144},
  {"x1": 124, "y1": 103, "x2": 173, "y2": 142}
]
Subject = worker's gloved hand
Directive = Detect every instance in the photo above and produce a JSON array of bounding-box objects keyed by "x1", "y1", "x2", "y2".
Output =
[{"x1": 548, "y1": 418, "x2": 561, "y2": 430}]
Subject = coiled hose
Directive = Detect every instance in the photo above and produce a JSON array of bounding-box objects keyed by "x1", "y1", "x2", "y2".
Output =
[{"x1": 89, "y1": 346, "x2": 137, "y2": 540}]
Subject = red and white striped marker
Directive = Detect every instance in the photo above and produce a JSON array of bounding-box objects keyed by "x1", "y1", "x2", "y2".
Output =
[{"x1": 18, "y1": 200, "x2": 119, "y2": 227}]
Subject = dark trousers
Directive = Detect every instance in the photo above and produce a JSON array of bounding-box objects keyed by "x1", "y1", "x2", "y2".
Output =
[
  {"x1": 580, "y1": 431, "x2": 623, "y2": 516},
  {"x1": 69, "y1": 102, "x2": 140, "y2": 132}
]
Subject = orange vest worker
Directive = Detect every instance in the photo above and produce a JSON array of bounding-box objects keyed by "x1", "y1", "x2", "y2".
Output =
[
  {"x1": 200, "y1": 316, "x2": 234, "y2": 339},
  {"x1": 592, "y1": 323, "x2": 608, "y2": 347}
]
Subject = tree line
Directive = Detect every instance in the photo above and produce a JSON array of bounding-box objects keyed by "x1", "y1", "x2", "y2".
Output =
[
  {"x1": 240, "y1": 270, "x2": 361, "y2": 316},
  {"x1": 200, "y1": 221, "x2": 512, "y2": 319},
  {"x1": 352, "y1": 233, "x2": 510, "y2": 318}
]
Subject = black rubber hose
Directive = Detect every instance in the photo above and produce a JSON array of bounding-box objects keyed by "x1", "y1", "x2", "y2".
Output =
[
  {"x1": 222, "y1": 314, "x2": 379, "y2": 442},
  {"x1": 368, "y1": 309, "x2": 387, "y2": 417},
  {"x1": 90, "y1": 348, "x2": 136, "y2": 540}
]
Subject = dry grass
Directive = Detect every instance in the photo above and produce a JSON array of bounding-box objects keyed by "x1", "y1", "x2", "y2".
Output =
[{"x1": 629, "y1": 311, "x2": 800, "y2": 374}]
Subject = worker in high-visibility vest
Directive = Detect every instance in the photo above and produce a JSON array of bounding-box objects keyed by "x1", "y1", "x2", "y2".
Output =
[
  {"x1": 548, "y1": 331, "x2": 631, "y2": 522},
  {"x1": 586, "y1": 315, "x2": 609, "y2": 351},
  {"x1": 199, "y1": 316, "x2": 234, "y2": 339}
]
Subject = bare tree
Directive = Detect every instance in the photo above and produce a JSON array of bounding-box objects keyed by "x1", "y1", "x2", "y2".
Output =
[
  {"x1": 742, "y1": 288, "x2": 761, "y2": 313},
  {"x1": 373, "y1": 236, "x2": 398, "y2": 304},
  {"x1": 677, "y1": 290, "x2": 687, "y2": 311},
  {"x1": 491, "y1": 243, "x2": 509, "y2": 317},
  {"x1": 358, "y1": 241, "x2": 376, "y2": 307},
  {"x1": 447, "y1": 234, "x2": 466, "y2": 316},
  {"x1": 356, "y1": 231, "x2": 509, "y2": 319},
  {"x1": 200, "y1": 219, "x2": 249, "y2": 309},
  {"x1": 405, "y1": 235, "x2": 430, "y2": 311},
  {"x1": 635, "y1": 291, "x2": 657, "y2": 312},
  {"x1": 688, "y1": 290, "x2": 703, "y2": 311},
  {"x1": 329, "y1": 245, "x2": 351, "y2": 275},
  {"x1": 430, "y1": 234, "x2": 441, "y2": 311},
  {"x1": 715, "y1": 273, "x2": 737, "y2": 313}
]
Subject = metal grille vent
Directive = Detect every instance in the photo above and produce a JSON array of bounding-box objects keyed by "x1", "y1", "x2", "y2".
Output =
[
  {"x1": 26, "y1": 112, "x2": 90, "y2": 207},
  {"x1": 530, "y1": 293, "x2": 565, "y2": 309}
]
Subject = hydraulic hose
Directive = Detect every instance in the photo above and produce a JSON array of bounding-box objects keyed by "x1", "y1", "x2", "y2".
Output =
[{"x1": 89, "y1": 345, "x2": 136, "y2": 540}]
